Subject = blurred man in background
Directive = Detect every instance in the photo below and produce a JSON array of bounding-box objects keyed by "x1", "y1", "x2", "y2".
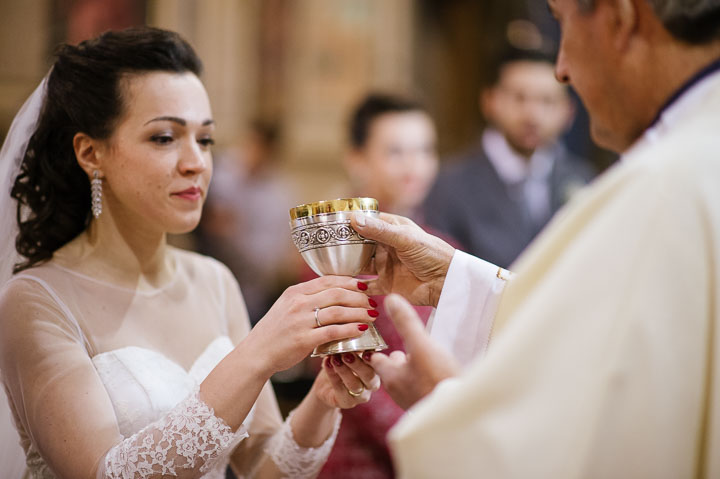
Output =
[{"x1": 424, "y1": 46, "x2": 595, "y2": 268}]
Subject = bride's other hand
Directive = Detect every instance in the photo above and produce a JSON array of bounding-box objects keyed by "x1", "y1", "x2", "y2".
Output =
[
  {"x1": 245, "y1": 275, "x2": 377, "y2": 375},
  {"x1": 312, "y1": 353, "x2": 380, "y2": 408},
  {"x1": 283, "y1": 350, "x2": 380, "y2": 449}
]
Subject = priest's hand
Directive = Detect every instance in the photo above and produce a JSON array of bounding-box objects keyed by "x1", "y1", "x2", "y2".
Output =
[
  {"x1": 368, "y1": 294, "x2": 460, "y2": 409},
  {"x1": 351, "y1": 212, "x2": 455, "y2": 307}
]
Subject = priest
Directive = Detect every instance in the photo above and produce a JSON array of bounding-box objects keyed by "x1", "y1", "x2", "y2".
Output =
[{"x1": 351, "y1": 0, "x2": 720, "y2": 477}]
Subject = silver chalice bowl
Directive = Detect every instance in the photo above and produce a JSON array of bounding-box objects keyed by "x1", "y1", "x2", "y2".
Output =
[{"x1": 290, "y1": 197, "x2": 388, "y2": 357}]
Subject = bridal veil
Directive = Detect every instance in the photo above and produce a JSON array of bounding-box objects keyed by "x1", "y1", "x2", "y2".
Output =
[{"x1": 0, "y1": 77, "x2": 48, "y2": 478}]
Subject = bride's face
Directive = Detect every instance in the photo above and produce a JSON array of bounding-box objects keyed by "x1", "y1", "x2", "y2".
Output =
[{"x1": 97, "y1": 71, "x2": 214, "y2": 234}]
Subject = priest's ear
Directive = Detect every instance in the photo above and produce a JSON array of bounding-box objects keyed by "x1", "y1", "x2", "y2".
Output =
[
  {"x1": 73, "y1": 132, "x2": 106, "y2": 178},
  {"x1": 607, "y1": 0, "x2": 641, "y2": 51}
]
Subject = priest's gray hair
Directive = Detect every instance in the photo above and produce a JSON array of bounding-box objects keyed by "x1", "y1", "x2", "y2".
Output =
[{"x1": 576, "y1": 0, "x2": 720, "y2": 43}]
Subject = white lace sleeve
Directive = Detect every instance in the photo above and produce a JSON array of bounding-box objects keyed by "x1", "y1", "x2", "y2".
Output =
[
  {"x1": 98, "y1": 388, "x2": 249, "y2": 479},
  {"x1": 262, "y1": 409, "x2": 341, "y2": 479}
]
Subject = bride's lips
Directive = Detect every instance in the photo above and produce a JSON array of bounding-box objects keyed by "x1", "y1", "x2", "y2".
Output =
[{"x1": 171, "y1": 186, "x2": 203, "y2": 201}]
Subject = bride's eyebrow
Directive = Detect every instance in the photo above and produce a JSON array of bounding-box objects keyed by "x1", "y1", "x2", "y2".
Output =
[
  {"x1": 144, "y1": 116, "x2": 215, "y2": 126},
  {"x1": 145, "y1": 116, "x2": 185, "y2": 126}
]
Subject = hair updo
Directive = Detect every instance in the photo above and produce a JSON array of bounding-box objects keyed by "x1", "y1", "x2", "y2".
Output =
[{"x1": 11, "y1": 27, "x2": 203, "y2": 273}]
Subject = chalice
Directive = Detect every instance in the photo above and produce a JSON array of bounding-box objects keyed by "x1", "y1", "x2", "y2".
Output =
[{"x1": 290, "y1": 197, "x2": 388, "y2": 357}]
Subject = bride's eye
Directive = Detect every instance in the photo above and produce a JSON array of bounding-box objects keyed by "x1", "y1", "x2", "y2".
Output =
[
  {"x1": 150, "y1": 134, "x2": 174, "y2": 145},
  {"x1": 198, "y1": 137, "x2": 215, "y2": 148}
]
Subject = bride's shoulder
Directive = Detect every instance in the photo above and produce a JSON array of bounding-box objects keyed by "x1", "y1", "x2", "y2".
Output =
[
  {"x1": 0, "y1": 264, "x2": 64, "y2": 322},
  {"x1": 1, "y1": 262, "x2": 59, "y2": 296}
]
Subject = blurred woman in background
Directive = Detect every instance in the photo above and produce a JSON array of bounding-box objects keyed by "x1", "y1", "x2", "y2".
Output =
[{"x1": 318, "y1": 93, "x2": 452, "y2": 479}]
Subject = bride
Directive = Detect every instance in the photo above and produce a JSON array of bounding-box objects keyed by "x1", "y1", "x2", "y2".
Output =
[{"x1": 0, "y1": 27, "x2": 380, "y2": 478}]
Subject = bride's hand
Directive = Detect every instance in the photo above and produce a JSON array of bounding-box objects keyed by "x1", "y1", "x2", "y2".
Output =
[
  {"x1": 311, "y1": 352, "x2": 380, "y2": 408},
  {"x1": 245, "y1": 276, "x2": 377, "y2": 375}
]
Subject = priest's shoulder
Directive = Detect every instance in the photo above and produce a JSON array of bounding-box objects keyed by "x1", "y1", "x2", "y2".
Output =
[{"x1": 634, "y1": 123, "x2": 720, "y2": 192}]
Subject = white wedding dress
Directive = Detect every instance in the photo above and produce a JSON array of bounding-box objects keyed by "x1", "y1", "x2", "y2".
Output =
[{"x1": 0, "y1": 242, "x2": 337, "y2": 478}]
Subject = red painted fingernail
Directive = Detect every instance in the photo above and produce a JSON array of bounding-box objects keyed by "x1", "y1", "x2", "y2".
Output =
[
  {"x1": 343, "y1": 353, "x2": 355, "y2": 363},
  {"x1": 362, "y1": 351, "x2": 373, "y2": 362},
  {"x1": 368, "y1": 309, "x2": 380, "y2": 318},
  {"x1": 333, "y1": 355, "x2": 343, "y2": 366},
  {"x1": 368, "y1": 298, "x2": 378, "y2": 308},
  {"x1": 325, "y1": 357, "x2": 333, "y2": 369},
  {"x1": 358, "y1": 324, "x2": 369, "y2": 331},
  {"x1": 357, "y1": 281, "x2": 368, "y2": 291}
]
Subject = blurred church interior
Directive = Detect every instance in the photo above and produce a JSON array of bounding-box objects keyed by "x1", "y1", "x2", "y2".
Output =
[{"x1": 0, "y1": 0, "x2": 612, "y2": 207}]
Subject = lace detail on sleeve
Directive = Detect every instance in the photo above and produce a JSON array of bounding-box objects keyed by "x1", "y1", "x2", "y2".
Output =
[
  {"x1": 263, "y1": 408, "x2": 341, "y2": 479},
  {"x1": 100, "y1": 388, "x2": 248, "y2": 479}
]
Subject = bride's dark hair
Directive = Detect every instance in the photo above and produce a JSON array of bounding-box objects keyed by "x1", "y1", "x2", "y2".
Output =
[{"x1": 11, "y1": 27, "x2": 202, "y2": 273}]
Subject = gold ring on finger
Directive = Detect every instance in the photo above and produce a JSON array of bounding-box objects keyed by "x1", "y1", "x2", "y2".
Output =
[
  {"x1": 345, "y1": 384, "x2": 365, "y2": 397},
  {"x1": 350, "y1": 370, "x2": 370, "y2": 391},
  {"x1": 314, "y1": 307, "x2": 322, "y2": 327}
]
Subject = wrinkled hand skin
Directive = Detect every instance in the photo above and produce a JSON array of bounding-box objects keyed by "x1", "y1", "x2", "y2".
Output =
[
  {"x1": 369, "y1": 295, "x2": 460, "y2": 410},
  {"x1": 351, "y1": 212, "x2": 455, "y2": 307}
]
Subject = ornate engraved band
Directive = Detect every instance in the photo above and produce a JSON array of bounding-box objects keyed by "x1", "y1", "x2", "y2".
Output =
[{"x1": 291, "y1": 220, "x2": 375, "y2": 253}]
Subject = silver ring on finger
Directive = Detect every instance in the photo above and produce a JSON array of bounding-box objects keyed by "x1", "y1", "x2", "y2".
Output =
[
  {"x1": 314, "y1": 307, "x2": 323, "y2": 327},
  {"x1": 345, "y1": 384, "x2": 365, "y2": 397}
]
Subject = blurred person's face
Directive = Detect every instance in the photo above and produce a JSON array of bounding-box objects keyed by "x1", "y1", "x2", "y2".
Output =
[
  {"x1": 482, "y1": 60, "x2": 573, "y2": 158},
  {"x1": 346, "y1": 111, "x2": 438, "y2": 214},
  {"x1": 550, "y1": 0, "x2": 642, "y2": 152}
]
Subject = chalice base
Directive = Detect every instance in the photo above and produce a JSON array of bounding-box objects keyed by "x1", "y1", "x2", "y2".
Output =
[{"x1": 311, "y1": 323, "x2": 388, "y2": 357}]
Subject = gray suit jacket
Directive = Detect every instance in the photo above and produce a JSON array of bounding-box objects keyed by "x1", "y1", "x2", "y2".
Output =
[{"x1": 423, "y1": 139, "x2": 595, "y2": 268}]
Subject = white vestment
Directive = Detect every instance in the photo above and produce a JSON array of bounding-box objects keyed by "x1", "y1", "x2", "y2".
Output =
[{"x1": 392, "y1": 71, "x2": 720, "y2": 478}]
